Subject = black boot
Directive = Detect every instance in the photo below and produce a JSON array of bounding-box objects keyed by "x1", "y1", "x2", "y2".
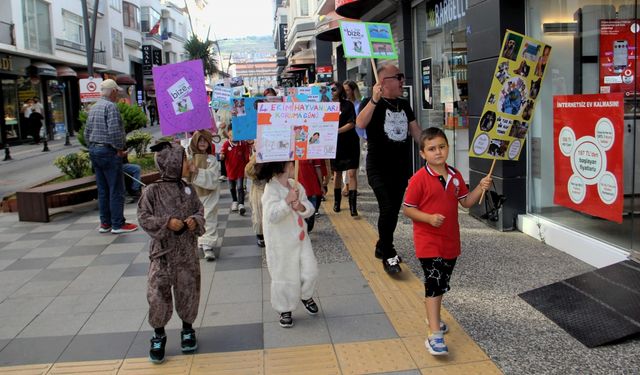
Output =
[
  {"x1": 348, "y1": 190, "x2": 358, "y2": 217},
  {"x1": 333, "y1": 188, "x2": 341, "y2": 212}
]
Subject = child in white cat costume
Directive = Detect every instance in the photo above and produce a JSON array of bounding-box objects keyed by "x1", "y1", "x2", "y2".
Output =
[{"x1": 258, "y1": 161, "x2": 319, "y2": 328}]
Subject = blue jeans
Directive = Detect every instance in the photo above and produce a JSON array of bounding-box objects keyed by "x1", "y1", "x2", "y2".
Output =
[
  {"x1": 123, "y1": 163, "x2": 142, "y2": 193},
  {"x1": 89, "y1": 145, "x2": 125, "y2": 229}
]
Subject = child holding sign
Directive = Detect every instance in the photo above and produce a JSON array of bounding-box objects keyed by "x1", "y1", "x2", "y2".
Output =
[
  {"x1": 257, "y1": 161, "x2": 319, "y2": 328},
  {"x1": 402, "y1": 128, "x2": 491, "y2": 356}
]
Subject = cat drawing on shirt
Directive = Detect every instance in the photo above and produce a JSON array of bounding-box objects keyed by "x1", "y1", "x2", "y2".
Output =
[{"x1": 384, "y1": 109, "x2": 408, "y2": 142}]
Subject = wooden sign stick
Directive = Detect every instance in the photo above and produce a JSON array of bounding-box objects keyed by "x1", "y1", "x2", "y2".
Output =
[
  {"x1": 371, "y1": 58, "x2": 379, "y2": 83},
  {"x1": 294, "y1": 159, "x2": 299, "y2": 186},
  {"x1": 479, "y1": 159, "x2": 496, "y2": 205}
]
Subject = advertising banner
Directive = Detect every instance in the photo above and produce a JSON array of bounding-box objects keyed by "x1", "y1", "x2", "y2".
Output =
[
  {"x1": 469, "y1": 30, "x2": 552, "y2": 160},
  {"x1": 339, "y1": 21, "x2": 398, "y2": 60},
  {"x1": 421, "y1": 58, "x2": 433, "y2": 110},
  {"x1": 553, "y1": 94, "x2": 624, "y2": 223},
  {"x1": 152, "y1": 59, "x2": 212, "y2": 136},
  {"x1": 231, "y1": 96, "x2": 285, "y2": 141},
  {"x1": 255, "y1": 102, "x2": 340, "y2": 162},
  {"x1": 599, "y1": 19, "x2": 639, "y2": 96},
  {"x1": 79, "y1": 78, "x2": 102, "y2": 103}
]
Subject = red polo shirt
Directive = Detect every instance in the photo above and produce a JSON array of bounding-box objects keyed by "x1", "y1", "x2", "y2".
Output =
[
  {"x1": 222, "y1": 140, "x2": 250, "y2": 180},
  {"x1": 403, "y1": 164, "x2": 469, "y2": 259},
  {"x1": 297, "y1": 159, "x2": 322, "y2": 197}
]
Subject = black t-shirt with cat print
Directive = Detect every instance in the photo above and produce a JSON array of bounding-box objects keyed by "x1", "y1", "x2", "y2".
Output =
[{"x1": 361, "y1": 97, "x2": 416, "y2": 178}]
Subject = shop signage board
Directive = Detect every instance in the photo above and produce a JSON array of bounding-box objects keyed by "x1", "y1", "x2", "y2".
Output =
[
  {"x1": 255, "y1": 102, "x2": 340, "y2": 162},
  {"x1": 469, "y1": 30, "x2": 552, "y2": 161},
  {"x1": 231, "y1": 96, "x2": 284, "y2": 141},
  {"x1": 426, "y1": 0, "x2": 469, "y2": 28},
  {"x1": 553, "y1": 93, "x2": 624, "y2": 223},
  {"x1": 152, "y1": 59, "x2": 213, "y2": 136},
  {"x1": 599, "y1": 19, "x2": 639, "y2": 96},
  {"x1": 420, "y1": 58, "x2": 433, "y2": 110},
  {"x1": 339, "y1": 21, "x2": 398, "y2": 60},
  {"x1": 79, "y1": 78, "x2": 103, "y2": 103}
]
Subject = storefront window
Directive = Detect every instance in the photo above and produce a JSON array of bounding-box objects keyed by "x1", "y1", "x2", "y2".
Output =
[
  {"x1": 46, "y1": 80, "x2": 66, "y2": 140},
  {"x1": 413, "y1": 0, "x2": 470, "y2": 180},
  {"x1": 527, "y1": 0, "x2": 638, "y2": 251},
  {"x1": 2, "y1": 79, "x2": 19, "y2": 140}
]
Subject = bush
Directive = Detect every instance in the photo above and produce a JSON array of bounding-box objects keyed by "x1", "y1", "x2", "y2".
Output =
[
  {"x1": 54, "y1": 152, "x2": 92, "y2": 179},
  {"x1": 78, "y1": 102, "x2": 147, "y2": 135},
  {"x1": 126, "y1": 130, "x2": 153, "y2": 157}
]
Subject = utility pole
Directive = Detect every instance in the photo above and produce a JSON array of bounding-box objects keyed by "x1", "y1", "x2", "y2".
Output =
[{"x1": 81, "y1": 0, "x2": 100, "y2": 77}]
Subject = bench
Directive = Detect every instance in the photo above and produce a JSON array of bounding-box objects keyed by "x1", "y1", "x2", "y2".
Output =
[{"x1": 17, "y1": 176, "x2": 97, "y2": 222}]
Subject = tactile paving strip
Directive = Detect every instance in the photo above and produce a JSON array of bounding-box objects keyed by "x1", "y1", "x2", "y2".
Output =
[
  {"x1": 118, "y1": 356, "x2": 193, "y2": 374},
  {"x1": 420, "y1": 360, "x2": 503, "y2": 375},
  {"x1": 334, "y1": 339, "x2": 415, "y2": 375},
  {"x1": 48, "y1": 360, "x2": 121, "y2": 375},
  {"x1": 264, "y1": 344, "x2": 339, "y2": 375},
  {"x1": 0, "y1": 364, "x2": 51, "y2": 375},
  {"x1": 191, "y1": 350, "x2": 263, "y2": 375}
]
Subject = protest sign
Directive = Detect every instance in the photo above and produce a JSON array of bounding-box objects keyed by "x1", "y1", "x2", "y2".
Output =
[
  {"x1": 231, "y1": 96, "x2": 284, "y2": 141},
  {"x1": 285, "y1": 86, "x2": 328, "y2": 102},
  {"x1": 469, "y1": 30, "x2": 552, "y2": 161},
  {"x1": 152, "y1": 59, "x2": 213, "y2": 136},
  {"x1": 255, "y1": 102, "x2": 340, "y2": 162},
  {"x1": 553, "y1": 94, "x2": 624, "y2": 223},
  {"x1": 340, "y1": 21, "x2": 398, "y2": 60},
  {"x1": 211, "y1": 86, "x2": 232, "y2": 111}
]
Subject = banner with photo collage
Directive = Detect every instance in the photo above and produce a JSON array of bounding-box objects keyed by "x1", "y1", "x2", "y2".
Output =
[
  {"x1": 230, "y1": 96, "x2": 284, "y2": 141},
  {"x1": 469, "y1": 30, "x2": 552, "y2": 160},
  {"x1": 255, "y1": 102, "x2": 340, "y2": 163}
]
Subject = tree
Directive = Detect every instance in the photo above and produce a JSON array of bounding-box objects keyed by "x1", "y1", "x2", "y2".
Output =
[{"x1": 184, "y1": 34, "x2": 219, "y2": 76}]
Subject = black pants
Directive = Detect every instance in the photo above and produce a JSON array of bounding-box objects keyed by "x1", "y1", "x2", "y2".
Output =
[
  {"x1": 367, "y1": 171, "x2": 408, "y2": 260},
  {"x1": 305, "y1": 195, "x2": 322, "y2": 232},
  {"x1": 229, "y1": 178, "x2": 245, "y2": 204}
]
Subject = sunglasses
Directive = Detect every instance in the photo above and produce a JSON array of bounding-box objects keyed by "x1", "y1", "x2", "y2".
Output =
[{"x1": 383, "y1": 73, "x2": 405, "y2": 81}]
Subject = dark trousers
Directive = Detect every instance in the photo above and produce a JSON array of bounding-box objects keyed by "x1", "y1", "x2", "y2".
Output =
[
  {"x1": 367, "y1": 171, "x2": 408, "y2": 260},
  {"x1": 305, "y1": 195, "x2": 322, "y2": 232},
  {"x1": 229, "y1": 178, "x2": 245, "y2": 204}
]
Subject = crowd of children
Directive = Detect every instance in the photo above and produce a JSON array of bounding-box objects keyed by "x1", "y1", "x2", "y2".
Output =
[{"x1": 136, "y1": 84, "x2": 492, "y2": 363}]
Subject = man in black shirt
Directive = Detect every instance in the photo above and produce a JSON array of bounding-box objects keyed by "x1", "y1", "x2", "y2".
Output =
[{"x1": 356, "y1": 63, "x2": 422, "y2": 274}]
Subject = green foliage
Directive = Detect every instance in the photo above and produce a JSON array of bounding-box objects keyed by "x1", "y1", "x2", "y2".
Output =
[
  {"x1": 126, "y1": 130, "x2": 153, "y2": 157},
  {"x1": 129, "y1": 154, "x2": 157, "y2": 174},
  {"x1": 184, "y1": 34, "x2": 219, "y2": 76},
  {"x1": 156, "y1": 136, "x2": 175, "y2": 143},
  {"x1": 77, "y1": 124, "x2": 87, "y2": 148},
  {"x1": 116, "y1": 102, "x2": 147, "y2": 133},
  {"x1": 53, "y1": 152, "x2": 92, "y2": 179}
]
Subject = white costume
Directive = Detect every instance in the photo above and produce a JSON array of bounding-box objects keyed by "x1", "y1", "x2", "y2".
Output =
[
  {"x1": 262, "y1": 178, "x2": 318, "y2": 313},
  {"x1": 187, "y1": 151, "x2": 221, "y2": 249}
]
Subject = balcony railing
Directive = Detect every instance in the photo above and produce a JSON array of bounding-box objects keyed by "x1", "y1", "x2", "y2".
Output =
[
  {"x1": 94, "y1": 50, "x2": 106, "y2": 65},
  {"x1": 0, "y1": 21, "x2": 16, "y2": 46}
]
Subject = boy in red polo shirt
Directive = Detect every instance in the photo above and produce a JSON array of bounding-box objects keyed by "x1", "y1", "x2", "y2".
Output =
[
  {"x1": 221, "y1": 128, "x2": 251, "y2": 215},
  {"x1": 403, "y1": 127, "x2": 491, "y2": 356}
]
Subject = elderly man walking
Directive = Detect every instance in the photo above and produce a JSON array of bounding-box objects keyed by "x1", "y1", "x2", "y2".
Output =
[{"x1": 85, "y1": 79, "x2": 138, "y2": 234}]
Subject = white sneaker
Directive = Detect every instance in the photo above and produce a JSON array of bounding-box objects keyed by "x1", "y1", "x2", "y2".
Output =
[
  {"x1": 203, "y1": 247, "x2": 216, "y2": 261},
  {"x1": 231, "y1": 201, "x2": 238, "y2": 212},
  {"x1": 238, "y1": 204, "x2": 246, "y2": 215}
]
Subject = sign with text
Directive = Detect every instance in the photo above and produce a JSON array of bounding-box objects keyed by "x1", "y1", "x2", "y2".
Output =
[
  {"x1": 152, "y1": 59, "x2": 213, "y2": 136},
  {"x1": 553, "y1": 94, "x2": 624, "y2": 223},
  {"x1": 255, "y1": 102, "x2": 340, "y2": 162},
  {"x1": 339, "y1": 21, "x2": 398, "y2": 60},
  {"x1": 599, "y1": 19, "x2": 639, "y2": 96},
  {"x1": 469, "y1": 30, "x2": 552, "y2": 160},
  {"x1": 79, "y1": 77, "x2": 103, "y2": 103},
  {"x1": 421, "y1": 58, "x2": 433, "y2": 109},
  {"x1": 285, "y1": 86, "x2": 328, "y2": 102},
  {"x1": 231, "y1": 96, "x2": 284, "y2": 141},
  {"x1": 211, "y1": 86, "x2": 232, "y2": 110}
]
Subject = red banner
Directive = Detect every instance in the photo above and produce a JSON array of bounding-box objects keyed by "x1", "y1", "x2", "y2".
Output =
[
  {"x1": 599, "y1": 19, "x2": 639, "y2": 97},
  {"x1": 553, "y1": 94, "x2": 624, "y2": 223}
]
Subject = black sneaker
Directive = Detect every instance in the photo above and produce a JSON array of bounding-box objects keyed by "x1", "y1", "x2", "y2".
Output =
[
  {"x1": 383, "y1": 256, "x2": 402, "y2": 274},
  {"x1": 181, "y1": 328, "x2": 198, "y2": 352},
  {"x1": 301, "y1": 298, "x2": 319, "y2": 315},
  {"x1": 149, "y1": 335, "x2": 166, "y2": 364},
  {"x1": 257, "y1": 237, "x2": 266, "y2": 247},
  {"x1": 375, "y1": 246, "x2": 402, "y2": 262},
  {"x1": 279, "y1": 312, "x2": 293, "y2": 328}
]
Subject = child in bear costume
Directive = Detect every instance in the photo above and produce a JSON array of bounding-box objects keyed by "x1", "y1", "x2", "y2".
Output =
[
  {"x1": 137, "y1": 141, "x2": 205, "y2": 364},
  {"x1": 257, "y1": 160, "x2": 320, "y2": 328}
]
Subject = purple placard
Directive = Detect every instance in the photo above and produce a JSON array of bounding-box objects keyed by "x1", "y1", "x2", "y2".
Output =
[{"x1": 152, "y1": 59, "x2": 213, "y2": 136}]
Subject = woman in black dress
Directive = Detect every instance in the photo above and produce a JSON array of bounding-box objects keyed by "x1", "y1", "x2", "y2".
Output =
[{"x1": 330, "y1": 82, "x2": 360, "y2": 216}]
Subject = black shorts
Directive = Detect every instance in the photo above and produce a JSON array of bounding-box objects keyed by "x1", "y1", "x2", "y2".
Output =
[
  {"x1": 331, "y1": 157, "x2": 359, "y2": 172},
  {"x1": 419, "y1": 257, "x2": 457, "y2": 297}
]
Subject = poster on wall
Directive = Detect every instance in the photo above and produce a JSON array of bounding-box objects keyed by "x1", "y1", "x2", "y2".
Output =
[
  {"x1": 421, "y1": 58, "x2": 433, "y2": 109},
  {"x1": 339, "y1": 21, "x2": 398, "y2": 60},
  {"x1": 231, "y1": 96, "x2": 284, "y2": 141},
  {"x1": 152, "y1": 59, "x2": 213, "y2": 136},
  {"x1": 553, "y1": 93, "x2": 624, "y2": 223},
  {"x1": 469, "y1": 30, "x2": 552, "y2": 160},
  {"x1": 599, "y1": 19, "x2": 639, "y2": 96},
  {"x1": 255, "y1": 102, "x2": 340, "y2": 162}
]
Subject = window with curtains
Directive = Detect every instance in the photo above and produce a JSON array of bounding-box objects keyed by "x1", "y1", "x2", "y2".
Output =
[
  {"x1": 62, "y1": 9, "x2": 83, "y2": 45},
  {"x1": 111, "y1": 28, "x2": 123, "y2": 59},
  {"x1": 22, "y1": 0, "x2": 52, "y2": 53},
  {"x1": 123, "y1": 1, "x2": 140, "y2": 30},
  {"x1": 141, "y1": 6, "x2": 160, "y2": 33},
  {"x1": 110, "y1": 0, "x2": 121, "y2": 12}
]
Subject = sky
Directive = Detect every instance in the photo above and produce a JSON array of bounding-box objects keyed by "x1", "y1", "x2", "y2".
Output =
[{"x1": 201, "y1": 0, "x2": 275, "y2": 39}]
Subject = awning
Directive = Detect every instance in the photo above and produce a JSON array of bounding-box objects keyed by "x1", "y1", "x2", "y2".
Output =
[
  {"x1": 56, "y1": 65, "x2": 77, "y2": 78},
  {"x1": 27, "y1": 62, "x2": 58, "y2": 77},
  {"x1": 286, "y1": 67, "x2": 307, "y2": 72},
  {"x1": 290, "y1": 49, "x2": 315, "y2": 66},
  {"x1": 77, "y1": 71, "x2": 102, "y2": 79},
  {"x1": 335, "y1": 0, "x2": 379, "y2": 18},
  {"x1": 316, "y1": 11, "x2": 358, "y2": 41},
  {"x1": 116, "y1": 74, "x2": 136, "y2": 85}
]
